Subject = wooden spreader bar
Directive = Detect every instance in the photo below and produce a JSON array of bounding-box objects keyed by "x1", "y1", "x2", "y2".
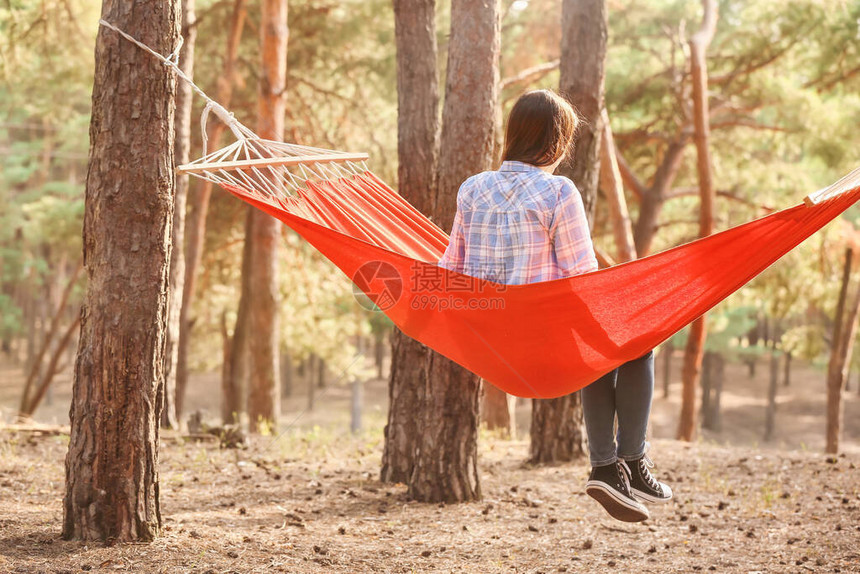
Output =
[{"x1": 177, "y1": 152, "x2": 369, "y2": 175}]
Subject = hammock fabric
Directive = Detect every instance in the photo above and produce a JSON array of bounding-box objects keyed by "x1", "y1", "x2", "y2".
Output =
[{"x1": 179, "y1": 140, "x2": 860, "y2": 399}]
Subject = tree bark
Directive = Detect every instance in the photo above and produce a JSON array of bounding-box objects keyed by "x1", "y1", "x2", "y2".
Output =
[
  {"x1": 175, "y1": 0, "x2": 248, "y2": 422},
  {"x1": 482, "y1": 383, "x2": 516, "y2": 438},
  {"x1": 246, "y1": 0, "x2": 286, "y2": 433},
  {"x1": 556, "y1": 0, "x2": 607, "y2": 223},
  {"x1": 381, "y1": 0, "x2": 439, "y2": 485},
  {"x1": 163, "y1": 0, "x2": 196, "y2": 430},
  {"x1": 529, "y1": 393, "x2": 586, "y2": 463},
  {"x1": 599, "y1": 110, "x2": 636, "y2": 263},
  {"x1": 408, "y1": 0, "x2": 499, "y2": 504},
  {"x1": 63, "y1": 0, "x2": 179, "y2": 542},
  {"x1": 529, "y1": 0, "x2": 607, "y2": 465},
  {"x1": 677, "y1": 0, "x2": 717, "y2": 443},
  {"x1": 223, "y1": 210, "x2": 253, "y2": 424}
]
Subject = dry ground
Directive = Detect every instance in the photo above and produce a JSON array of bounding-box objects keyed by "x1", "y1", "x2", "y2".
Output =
[
  {"x1": 1, "y1": 352, "x2": 859, "y2": 572},
  {"x1": 0, "y1": 433, "x2": 859, "y2": 573}
]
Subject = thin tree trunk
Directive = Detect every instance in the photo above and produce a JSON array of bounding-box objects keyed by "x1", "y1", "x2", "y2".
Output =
[
  {"x1": 223, "y1": 211, "x2": 253, "y2": 424},
  {"x1": 482, "y1": 383, "x2": 515, "y2": 438},
  {"x1": 700, "y1": 351, "x2": 712, "y2": 426},
  {"x1": 317, "y1": 357, "x2": 325, "y2": 388},
  {"x1": 408, "y1": 0, "x2": 499, "y2": 504},
  {"x1": 709, "y1": 352, "x2": 723, "y2": 431},
  {"x1": 826, "y1": 249, "x2": 860, "y2": 453},
  {"x1": 246, "y1": 0, "x2": 286, "y2": 433},
  {"x1": 677, "y1": 0, "x2": 717, "y2": 442},
  {"x1": 764, "y1": 351, "x2": 779, "y2": 441},
  {"x1": 662, "y1": 340, "x2": 673, "y2": 398},
  {"x1": 19, "y1": 261, "x2": 82, "y2": 416},
  {"x1": 163, "y1": 0, "x2": 196, "y2": 430},
  {"x1": 529, "y1": 0, "x2": 606, "y2": 464},
  {"x1": 175, "y1": 0, "x2": 248, "y2": 422},
  {"x1": 63, "y1": 0, "x2": 178, "y2": 541},
  {"x1": 599, "y1": 110, "x2": 636, "y2": 263},
  {"x1": 381, "y1": 0, "x2": 439, "y2": 485},
  {"x1": 783, "y1": 351, "x2": 791, "y2": 387},
  {"x1": 374, "y1": 331, "x2": 384, "y2": 380},
  {"x1": 219, "y1": 311, "x2": 235, "y2": 418},
  {"x1": 281, "y1": 350, "x2": 293, "y2": 397},
  {"x1": 307, "y1": 353, "x2": 316, "y2": 412},
  {"x1": 22, "y1": 312, "x2": 82, "y2": 417},
  {"x1": 351, "y1": 378, "x2": 362, "y2": 434}
]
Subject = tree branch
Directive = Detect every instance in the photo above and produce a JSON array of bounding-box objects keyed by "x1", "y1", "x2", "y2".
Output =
[{"x1": 500, "y1": 60, "x2": 560, "y2": 92}]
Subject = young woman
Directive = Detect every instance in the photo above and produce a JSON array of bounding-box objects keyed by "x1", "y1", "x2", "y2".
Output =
[{"x1": 437, "y1": 89, "x2": 672, "y2": 523}]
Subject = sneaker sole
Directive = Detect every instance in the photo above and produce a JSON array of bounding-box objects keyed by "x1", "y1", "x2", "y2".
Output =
[
  {"x1": 585, "y1": 482, "x2": 650, "y2": 522},
  {"x1": 631, "y1": 487, "x2": 673, "y2": 504}
]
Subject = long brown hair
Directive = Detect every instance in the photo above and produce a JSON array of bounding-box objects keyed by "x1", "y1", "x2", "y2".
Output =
[{"x1": 501, "y1": 89, "x2": 579, "y2": 167}]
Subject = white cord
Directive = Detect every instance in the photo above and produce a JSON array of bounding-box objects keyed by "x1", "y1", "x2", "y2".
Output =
[{"x1": 99, "y1": 18, "x2": 252, "y2": 144}]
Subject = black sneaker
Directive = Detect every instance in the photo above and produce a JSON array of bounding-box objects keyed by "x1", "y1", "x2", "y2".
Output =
[
  {"x1": 624, "y1": 454, "x2": 673, "y2": 504},
  {"x1": 585, "y1": 461, "x2": 650, "y2": 522}
]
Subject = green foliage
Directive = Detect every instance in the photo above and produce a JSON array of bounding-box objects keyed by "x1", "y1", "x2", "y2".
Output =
[{"x1": 0, "y1": 0, "x2": 91, "y2": 352}]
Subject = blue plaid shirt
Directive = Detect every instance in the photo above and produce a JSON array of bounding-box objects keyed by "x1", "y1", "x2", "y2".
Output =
[{"x1": 438, "y1": 161, "x2": 597, "y2": 285}]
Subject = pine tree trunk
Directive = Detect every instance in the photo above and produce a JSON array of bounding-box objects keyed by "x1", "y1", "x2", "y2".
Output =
[
  {"x1": 381, "y1": 0, "x2": 439, "y2": 485},
  {"x1": 19, "y1": 262, "x2": 82, "y2": 417},
  {"x1": 700, "y1": 351, "x2": 712, "y2": 426},
  {"x1": 175, "y1": 0, "x2": 248, "y2": 422},
  {"x1": 407, "y1": 0, "x2": 499, "y2": 504},
  {"x1": 223, "y1": 210, "x2": 253, "y2": 424},
  {"x1": 63, "y1": 0, "x2": 179, "y2": 541},
  {"x1": 163, "y1": 0, "x2": 196, "y2": 430},
  {"x1": 482, "y1": 383, "x2": 515, "y2": 438},
  {"x1": 374, "y1": 332, "x2": 384, "y2": 380},
  {"x1": 307, "y1": 353, "x2": 316, "y2": 412},
  {"x1": 22, "y1": 312, "x2": 82, "y2": 417},
  {"x1": 677, "y1": 0, "x2": 717, "y2": 442},
  {"x1": 826, "y1": 249, "x2": 860, "y2": 453},
  {"x1": 246, "y1": 0, "x2": 286, "y2": 433},
  {"x1": 764, "y1": 351, "x2": 779, "y2": 441},
  {"x1": 709, "y1": 352, "x2": 724, "y2": 431},
  {"x1": 598, "y1": 111, "x2": 636, "y2": 263},
  {"x1": 281, "y1": 350, "x2": 293, "y2": 397},
  {"x1": 529, "y1": 393, "x2": 586, "y2": 463},
  {"x1": 557, "y1": 0, "x2": 607, "y2": 221},
  {"x1": 529, "y1": 0, "x2": 606, "y2": 464},
  {"x1": 662, "y1": 340, "x2": 673, "y2": 398}
]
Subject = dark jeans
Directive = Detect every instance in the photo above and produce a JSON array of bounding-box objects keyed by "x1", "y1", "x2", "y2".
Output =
[{"x1": 581, "y1": 350, "x2": 654, "y2": 467}]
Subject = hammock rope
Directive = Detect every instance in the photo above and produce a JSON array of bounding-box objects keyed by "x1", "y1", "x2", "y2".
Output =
[{"x1": 99, "y1": 20, "x2": 860, "y2": 399}]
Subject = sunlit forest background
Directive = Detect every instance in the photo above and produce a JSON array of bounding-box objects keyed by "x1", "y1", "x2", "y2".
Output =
[{"x1": 2, "y1": 0, "x2": 860, "y2": 448}]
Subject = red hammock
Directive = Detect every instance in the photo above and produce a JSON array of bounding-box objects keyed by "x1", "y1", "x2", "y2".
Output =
[
  {"x1": 193, "y1": 160, "x2": 859, "y2": 399},
  {"x1": 97, "y1": 19, "x2": 860, "y2": 397}
]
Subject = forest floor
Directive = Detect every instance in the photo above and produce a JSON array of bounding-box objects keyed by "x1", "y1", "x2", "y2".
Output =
[
  {"x1": 1, "y1": 353, "x2": 859, "y2": 572},
  {"x1": 1, "y1": 432, "x2": 859, "y2": 573}
]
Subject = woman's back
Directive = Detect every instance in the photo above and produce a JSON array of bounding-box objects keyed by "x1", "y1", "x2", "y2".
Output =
[{"x1": 438, "y1": 160, "x2": 597, "y2": 285}]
